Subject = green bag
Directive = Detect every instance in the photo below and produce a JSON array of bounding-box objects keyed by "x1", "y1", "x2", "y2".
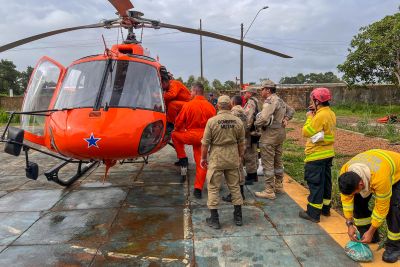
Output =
[{"x1": 344, "y1": 232, "x2": 373, "y2": 262}]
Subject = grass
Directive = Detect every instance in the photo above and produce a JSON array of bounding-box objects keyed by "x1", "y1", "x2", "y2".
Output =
[
  {"x1": 332, "y1": 103, "x2": 400, "y2": 119},
  {"x1": 293, "y1": 103, "x2": 400, "y2": 143},
  {"x1": 338, "y1": 115, "x2": 400, "y2": 143},
  {"x1": 0, "y1": 109, "x2": 20, "y2": 124}
]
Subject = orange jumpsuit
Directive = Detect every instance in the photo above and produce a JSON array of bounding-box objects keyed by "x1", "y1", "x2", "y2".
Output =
[
  {"x1": 172, "y1": 95, "x2": 216, "y2": 190},
  {"x1": 163, "y1": 80, "x2": 191, "y2": 123}
]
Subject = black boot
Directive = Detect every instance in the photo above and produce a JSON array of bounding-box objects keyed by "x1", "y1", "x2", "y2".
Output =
[
  {"x1": 383, "y1": 247, "x2": 400, "y2": 263},
  {"x1": 299, "y1": 210, "x2": 320, "y2": 223},
  {"x1": 193, "y1": 188, "x2": 202, "y2": 199},
  {"x1": 206, "y1": 209, "x2": 221, "y2": 229},
  {"x1": 233, "y1": 205, "x2": 243, "y2": 226},
  {"x1": 245, "y1": 173, "x2": 257, "y2": 185},
  {"x1": 174, "y1": 157, "x2": 188, "y2": 166},
  {"x1": 357, "y1": 225, "x2": 380, "y2": 243}
]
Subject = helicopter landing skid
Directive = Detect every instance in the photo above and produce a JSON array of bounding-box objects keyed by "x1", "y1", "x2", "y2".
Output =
[{"x1": 44, "y1": 160, "x2": 98, "y2": 187}]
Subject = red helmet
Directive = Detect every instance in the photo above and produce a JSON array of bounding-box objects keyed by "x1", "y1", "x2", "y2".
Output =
[{"x1": 310, "y1": 87, "x2": 331, "y2": 102}]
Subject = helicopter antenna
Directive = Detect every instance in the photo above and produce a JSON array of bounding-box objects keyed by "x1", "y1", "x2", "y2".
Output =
[
  {"x1": 120, "y1": 27, "x2": 125, "y2": 41},
  {"x1": 102, "y1": 34, "x2": 111, "y2": 56},
  {"x1": 140, "y1": 23, "x2": 144, "y2": 42}
]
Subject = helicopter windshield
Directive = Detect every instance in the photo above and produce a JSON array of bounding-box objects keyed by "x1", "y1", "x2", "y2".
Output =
[
  {"x1": 101, "y1": 61, "x2": 164, "y2": 112},
  {"x1": 54, "y1": 60, "x2": 164, "y2": 112},
  {"x1": 54, "y1": 61, "x2": 106, "y2": 109}
]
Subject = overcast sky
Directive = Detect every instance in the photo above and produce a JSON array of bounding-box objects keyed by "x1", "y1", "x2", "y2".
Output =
[{"x1": 0, "y1": 0, "x2": 398, "y2": 84}]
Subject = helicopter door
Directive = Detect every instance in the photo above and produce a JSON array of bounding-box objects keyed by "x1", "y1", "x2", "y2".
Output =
[{"x1": 21, "y1": 56, "x2": 65, "y2": 144}]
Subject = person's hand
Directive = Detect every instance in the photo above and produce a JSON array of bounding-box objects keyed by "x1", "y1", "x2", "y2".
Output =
[
  {"x1": 361, "y1": 228, "x2": 375, "y2": 243},
  {"x1": 347, "y1": 225, "x2": 358, "y2": 242},
  {"x1": 200, "y1": 159, "x2": 208, "y2": 169},
  {"x1": 282, "y1": 117, "x2": 289, "y2": 127}
]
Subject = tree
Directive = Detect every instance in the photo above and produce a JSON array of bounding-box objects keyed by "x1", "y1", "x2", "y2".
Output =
[
  {"x1": 175, "y1": 76, "x2": 184, "y2": 83},
  {"x1": 0, "y1": 60, "x2": 20, "y2": 95},
  {"x1": 224, "y1": 80, "x2": 236, "y2": 90},
  {"x1": 279, "y1": 72, "x2": 341, "y2": 84},
  {"x1": 212, "y1": 79, "x2": 223, "y2": 90},
  {"x1": 185, "y1": 75, "x2": 195, "y2": 88},
  {"x1": 338, "y1": 13, "x2": 400, "y2": 85},
  {"x1": 18, "y1": 66, "x2": 34, "y2": 95}
]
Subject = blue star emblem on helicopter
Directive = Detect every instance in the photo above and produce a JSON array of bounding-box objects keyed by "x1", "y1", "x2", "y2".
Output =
[{"x1": 84, "y1": 133, "x2": 101, "y2": 148}]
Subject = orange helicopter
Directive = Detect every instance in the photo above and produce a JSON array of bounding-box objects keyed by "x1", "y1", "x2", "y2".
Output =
[{"x1": 0, "y1": 0, "x2": 291, "y2": 186}]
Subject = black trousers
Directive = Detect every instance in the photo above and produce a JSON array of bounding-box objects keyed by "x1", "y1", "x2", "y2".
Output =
[
  {"x1": 354, "y1": 181, "x2": 400, "y2": 249},
  {"x1": 304, "y1": 157, "x2": 333, "y2": 219}
]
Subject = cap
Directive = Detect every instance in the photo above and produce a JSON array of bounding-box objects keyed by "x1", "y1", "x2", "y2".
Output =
[
  {"x1": 243, "y1": 87, "x2": 258, "y2": 94},
  {"x1": 217, "y1": 95, "x2": 231, "y2": 104},
  {"x1": 261, "y1": 79, "x2": 276, "y2": 88}
]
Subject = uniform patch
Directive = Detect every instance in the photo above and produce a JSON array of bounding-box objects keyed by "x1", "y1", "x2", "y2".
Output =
[{"x1": 218, "y1": 119, "x2": 237, "y2": 129}]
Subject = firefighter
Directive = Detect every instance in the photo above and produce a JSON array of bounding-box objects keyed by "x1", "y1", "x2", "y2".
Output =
[
  {"x1": 160, "y1": 66, "x2": 191, "y2": 130},
  {"x1": 222, "y1": 95, "x2": 247, "y2": 202},
  {"x1": 200, "y1": 95, "x2": 245, "y2": 229},
  {"x1": 254, "y1": 80, "x2": 295, "y2": 199},
  {"x1": 299, "y1": 87, "x2": 336, "y2": 222},
  {"x1": 171, "y1": 82, "x2": 216, "y2": 199},
  {"x1": 338, "y1": 149, "x2": 400, "y2": 263},
  {"x1": 242, "y1": 87, "x2": 262, "y2": 185}
]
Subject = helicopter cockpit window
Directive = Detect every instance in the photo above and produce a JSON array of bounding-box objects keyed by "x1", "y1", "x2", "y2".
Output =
[
  {"x1": 21, "y1": 60, "x2": 61, "y2": 135},
  {"x1": 101, "y1": 61, "x2": 164, "y2": 112},
  {"x1": 54, "y1": 61, "x2": 106, "y2": 109}
]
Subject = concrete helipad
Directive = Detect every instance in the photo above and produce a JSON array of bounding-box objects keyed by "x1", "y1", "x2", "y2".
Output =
[{"x1": 0, "y1": 143, "x2": 360, "y2": 266}]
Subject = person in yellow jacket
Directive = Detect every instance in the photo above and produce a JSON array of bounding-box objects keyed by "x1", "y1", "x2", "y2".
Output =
[
  {"x1": 339, "y1": 149, "x2": 400, "y2": 263},
  {"x1": 299, "y1": 87, "x2": 336, "y2": 223}
]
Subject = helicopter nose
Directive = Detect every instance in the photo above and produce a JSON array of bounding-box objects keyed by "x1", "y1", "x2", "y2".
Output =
[{"x1": 49, "y1": 108, "x2": 166, "y2": 160}]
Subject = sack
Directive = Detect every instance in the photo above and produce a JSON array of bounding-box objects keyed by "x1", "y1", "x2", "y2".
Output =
[{"x1": 344, "y1": 232, "x2": 373, "y2": 262}]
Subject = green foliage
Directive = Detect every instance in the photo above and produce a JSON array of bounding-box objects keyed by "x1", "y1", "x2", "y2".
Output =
[
  {"x1": 332, "y1": 103, "x2": 400, "y2": 118},
  {"x1": 279, "y1": 72, "x2": 341, "y2": 84},
  {"x1": 0, "y1": 60, "x2": 33, "y2": 96},
  {"x1": 0, "y1": 109, "x2": 20, "y2": 124},
  {"x1": 338, "y1": 13, "x2": 400, "y2": 85},
  {"x1": 18, "y1": 66, "x2": 34, "y2": 95},
  {"x1": 0, "y1": 60, "x2": 20, "y2": 95},
  {"x1": 184, "y1": 75, "x2": 237, "y2": 91}
]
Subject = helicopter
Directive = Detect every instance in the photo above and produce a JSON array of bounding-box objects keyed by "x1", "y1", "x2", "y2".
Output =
[{"x1": 0, "y1": 0, "x2": 291, "y2": 187}]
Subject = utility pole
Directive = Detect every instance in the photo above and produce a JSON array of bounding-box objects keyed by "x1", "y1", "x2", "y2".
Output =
[
  {"x1": 240, "y1": 6, "x2": 268, "y2": 89},
  {"x1": 200, "y1": 19, "x2": 204, "y2": 81},
  {"x1": 240, "y1": 23, "x2": 244, "y2": 88}
]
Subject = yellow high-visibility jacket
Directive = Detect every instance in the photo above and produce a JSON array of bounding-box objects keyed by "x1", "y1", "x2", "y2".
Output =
[
  {"x1": 302, "y1": 106, "x2": 336, "y2": 162},
  {"x1": 340, "y1": 149, "x2": 400, "y2": 228}
]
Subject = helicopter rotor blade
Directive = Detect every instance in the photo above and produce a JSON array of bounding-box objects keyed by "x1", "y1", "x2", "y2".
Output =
[
  {"x1": 108, "y1": 0, "x2": 134, "y2": 17},
  {"x1": 0, "y1": 23, "x2": 107, "y2": 53},
  {"x1": 158, "y1": 22, "x2": 292, "y2": 58}
]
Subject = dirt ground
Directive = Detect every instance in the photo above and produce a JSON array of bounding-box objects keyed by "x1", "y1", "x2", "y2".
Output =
[{"x1": 287, "y1": 121, "x2": 400, "y2": 156}]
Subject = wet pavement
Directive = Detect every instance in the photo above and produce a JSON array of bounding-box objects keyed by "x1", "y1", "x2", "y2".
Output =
[{"x1": 0, "y1": 143, "x2": 359, "y2": 266}]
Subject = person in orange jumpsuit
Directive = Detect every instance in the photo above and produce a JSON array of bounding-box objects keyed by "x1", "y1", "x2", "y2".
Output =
[
  {"x1": 160, "y1": 67, "x2": 191, "y2": 126},
  {"x1": 172, "y1": 82, "x2": 216, "y2": 199}
]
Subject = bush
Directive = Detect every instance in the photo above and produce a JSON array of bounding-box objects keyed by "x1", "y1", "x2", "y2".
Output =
[{"x1": 0, "y1": 110, "x2": 20, "y2": 124}]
